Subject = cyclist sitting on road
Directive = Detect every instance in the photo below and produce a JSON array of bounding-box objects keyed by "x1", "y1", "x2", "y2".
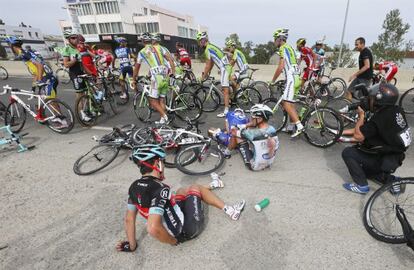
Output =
[
  {"x1": 341, "y1": 83, "x2": 411, "y2": 194},
  {"x1": 175, "y1": 42, "x2": 192, "y2": 69},
  {"x1": 225, "y1": 39, "x2": 250, "y2": 91},
  {"x1": 115, "y1": 144, "x2": 245, "y2": 252},
  {"x1": 270, "y1": 29, "x2": 303, "y2": 138},
  {"x1": 132, "y1": 32, "x2": 175, "y2": 125},
  {"x1": 210, "y1": 104, "x2": 279, "y2": 171},
  {"x1": 114, "y1": 37, "x2": 135, "y2": 99},
  {"x1": 197, "y1": 31, "x2": 232, "y2": 118},
  {"x1": 373, "y1": 60, "x2": 398, "y2": 83}
]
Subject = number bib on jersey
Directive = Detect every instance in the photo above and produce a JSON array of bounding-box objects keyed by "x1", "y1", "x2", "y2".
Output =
[
  {"x1": 150, "y1": 66, "x2": 168, "y2": 76},
  {"x1": 399, "y1": 127, "x2": 412, "y2": 148}
]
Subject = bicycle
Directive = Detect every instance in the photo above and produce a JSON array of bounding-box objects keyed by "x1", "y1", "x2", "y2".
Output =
[
  {"x1": 372, "y1": 72, "x2": 397, "y2": 86},
  {"x1": 0, "y1": 65, "x2": 8, "y2": 80},
  {"x1": 0, "y1": 100, "x2": 6, "y2": 122},
  {"x1": 235, "y1": 68, "x2": 270, "y2": 99},
  {"x1": 55, "y1": 59, "x2": 70, "y2": 84},
  {"x1": 0, "y1": 125, "x2": 35, "y2": 153},
  {"x1": 75, "y1": 74, "x2": 118, "y2": 127},
  {"x1": 96, "y1": 66, "x2": 129, "y2": 106},
  {"x1": 398, "y1": 77, "x2": 414, "y2": 114},
  {"x1": 133, "y1": 75, "x2": 202, "y2": 123},
  {"x1": 318, "y1": 64, "x2": 347, "y2": 98},
  {"x1": 194, "y1": 76, "x2": 262, "y2": 112},
  {"x1": 302, "y1": 67, "x2": 346, "y2": 100},
  {"x1": 2, "y1": 85, "x2": 74, "y2": 134},
  {"x1": 73, "y1": 124, "x2": 137, "y2": 175},
  {"x1": 263, "y1": 90, "x2": 343, "y2": 148},
  {"x1": 363, "y1": 176, "x2": 414, "y2": 251}
]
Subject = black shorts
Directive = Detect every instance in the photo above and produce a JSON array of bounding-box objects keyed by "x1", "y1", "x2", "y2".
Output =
[
  {"x1": 348, "y1": 78, "x2": 371, "y2": 98},
  {"x1": 176, "y1": 194, "x2": 205, "y2": 241},
  {"x1": 238, "y1": 141, "x2": 253, "y2": 170},
  {"x1": 121, "y1": 66, "x2": 133, "y2": 79}
]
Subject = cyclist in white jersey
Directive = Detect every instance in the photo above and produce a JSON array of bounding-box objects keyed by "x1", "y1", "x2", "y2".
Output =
[{"x1": 224, "y1": 104, "x2": 279, "y2": 171}]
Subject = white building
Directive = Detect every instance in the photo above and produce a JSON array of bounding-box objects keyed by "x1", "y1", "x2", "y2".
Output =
[{"x1": 61, "y1": 0, "x2": 208, "y2": 55}]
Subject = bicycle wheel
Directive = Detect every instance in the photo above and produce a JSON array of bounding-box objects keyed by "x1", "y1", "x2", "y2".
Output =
[
  {"x1": 110, "y1": 80, "x2": 129, "y2": 105},
  {"x1": 251, "y1": 81, "x2": 271, "y2": 100},
  {"x1": 262, "y1": 97, "x2": 288, "y2": 133},
  {"x1": 327, "y1": 77, "x2": 346, "y2": 99},
  {"x1": 73, "y1": 144, "x2": 120, "y2": 175},
  {"x1": 174, "y1": 92, "x2": 202, "y2": 121},
  {"x1": 235, "y1": 87, "x2": 262, "y2": 112},
  {"x1": 0, "y1": 101, "x2": 6, "y2": 121},
  {"x1": 175, "y1": 143, "x2": 224, "y2": 175},
  {"x1": 399, "y1": 88, "x2": 414, "y2": 114},
  {"x1": 325, "y1": 98, "x2": 356, "y2": 128},
  {"x1": 363, "y1": 178, "x2": 414, "y2": 244},
  {"x1": 55, "y1": 68, "x2": 70, "y2": 84},
  {"x1": 75, "y1": 94, "x2": 98, "y2": 127},
  {"x1": 43, "y1": 99, "x2": 75, "y2": 134},
  {"x1": 303, "y1": 107, "x2": 343, "y2": 148},
  {"x1": 131, "y1": 127, "x2": 155, "y2": 145},
  {"x1": 5, "y1": 102, "x2": 27, "y2": 133},
  {"x1": 391, "y1": 77, "x2": 397, "y2": 86},
  {"x1": 0, "y1": 66, "x2": 8, "y2": 80},
  {"x1": 195, "y1": 86, "x2": 221, "y2": 112},
  {"x1": 133, "y1": 92, "x2": 152, "y2": 122}
]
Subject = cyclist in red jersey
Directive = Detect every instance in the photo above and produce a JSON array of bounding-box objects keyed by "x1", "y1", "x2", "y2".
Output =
[
  {"x1": 374, "y1": 60, "x2": 398, "y2": 82},
  {"x1": 296, "y1": 38, "x2": 320, "y2": 89},
  {"x1": 76, "y1": 38, "x2": 97, "y2": 77},
  {"x1": 175, "y1": 42, "x2": 192, "y2": 68}
]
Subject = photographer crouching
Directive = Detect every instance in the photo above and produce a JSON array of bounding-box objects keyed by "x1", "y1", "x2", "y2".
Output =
[{"x1": 341, "y1": 83, "x2": 412, "y2": 194}]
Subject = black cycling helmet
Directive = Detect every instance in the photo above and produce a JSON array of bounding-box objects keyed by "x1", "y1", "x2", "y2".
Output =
[{"x1": 369, "y1": 83, "x2": 399, "y2": 107}]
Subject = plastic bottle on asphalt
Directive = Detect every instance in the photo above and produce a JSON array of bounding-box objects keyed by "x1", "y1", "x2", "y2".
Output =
[{"x1": 254, "y1": 198, "x2": 270, "y2": 212}]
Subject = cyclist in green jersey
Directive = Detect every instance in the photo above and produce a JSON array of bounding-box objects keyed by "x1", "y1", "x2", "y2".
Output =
[
  {"x1": 270, "y1": 28, "x2": 303, "y2": 138},
  {"x1": 151, "y1": 33, "x2": 182, "y2": 76},
  {"x1": 225, "y1": 39, "x2": 250, "y2": 91},
  {"x1": 197, "y1": 31, "x2": 232, "y2": 118},
  {"x1": 132, "y1": 32, "x2": 175, "y2": 124}
]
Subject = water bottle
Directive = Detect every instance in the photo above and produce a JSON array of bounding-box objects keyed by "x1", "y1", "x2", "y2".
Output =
[
  {"x1": 94, "y1": 90, "x2": 103, "y2": 102},
  {"x1": 254, "y1": 198, "x2": 270, "y2": 212}
]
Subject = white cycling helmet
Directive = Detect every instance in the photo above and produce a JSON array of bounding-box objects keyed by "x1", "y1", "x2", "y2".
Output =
[{"x1": 250, "y1": 104, "x2": 273, "y2": 120}]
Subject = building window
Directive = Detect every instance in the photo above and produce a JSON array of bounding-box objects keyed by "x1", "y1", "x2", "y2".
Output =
[
  {"x1": 28, "y1": 32, "x2": 32, "y2": 38},
  {"x1": 95, "y1": 1, "x2": 120, "y2": 15},
  {"x1": 143, "y1": 7, "x2": 148, "y2": 15},
  {"x1": 81, "y1": 24, "x2": 98, "y2": 35},
  {"x1": 147, "y1": 22, "x2": 159, "y2": 33},
  {"x1": 150, "y1": 10, "x2": 158, "y2": 15},
  {"x1": 13, "y1": 30, "x2": 24, "y2": 38},
  {"x1": 178, "y1": 26, "x2": 189, "y2": 38},
  {"x1": 35, "y1": 32, "x2": 39, "y2": 38},
  {"x1": 70, "y1": 3, "x2": 93, "y2": 16},
  {"x1": 99, "y1": 22, "x2": 123, "y2": 34},
  {"x1": 135, "y1": 23, "x2": 147, "y2": 34},
  {"x1": 189, "y1": 29, "x2": 197, "y2": 39}
]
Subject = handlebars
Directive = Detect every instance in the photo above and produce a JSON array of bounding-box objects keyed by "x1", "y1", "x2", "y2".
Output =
[{"x1": 1, "y1": 85, "x2": 20, "y2": 95}]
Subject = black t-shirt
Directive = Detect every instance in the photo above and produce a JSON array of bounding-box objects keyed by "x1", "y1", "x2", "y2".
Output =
[
  {"x1": 360, "y1": 106, "x2": 412, "y2": 153},
  {"x1": 127, "y1": 176, "x2": 184, "y2": 237},
  {"x1": 358, "y1": 48, "x2": 373, "y2": 80}
]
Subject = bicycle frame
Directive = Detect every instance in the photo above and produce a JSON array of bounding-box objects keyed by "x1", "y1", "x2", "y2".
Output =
[
  {"x1": 151, "y1": 126, "x2": 209, "y2": 148},
  {"x1": 0, "y1": 125, "x2": 29, "y2": 152}
]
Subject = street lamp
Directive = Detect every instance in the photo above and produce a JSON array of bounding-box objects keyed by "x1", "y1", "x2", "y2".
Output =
[{"x1": 338, "y1": 0, "x2": 350, "y2": 67}]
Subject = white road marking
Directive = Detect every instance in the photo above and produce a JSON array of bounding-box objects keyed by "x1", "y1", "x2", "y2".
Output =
[{"x1": 90, "y1": 126, "x2": 113, "y2": 131}]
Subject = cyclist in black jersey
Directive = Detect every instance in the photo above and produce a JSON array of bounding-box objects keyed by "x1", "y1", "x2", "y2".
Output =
[{"x1": 116, "y1": 144, "x2": 245, "y2": 252}]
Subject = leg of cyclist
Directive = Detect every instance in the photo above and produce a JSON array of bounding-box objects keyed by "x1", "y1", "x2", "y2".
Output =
[
  {"x1": 218, "y1": 66, "x2": 232, "y2": 118},
  {"x1": 282, "y1": 73, "x2": 303, "y2": 137}
]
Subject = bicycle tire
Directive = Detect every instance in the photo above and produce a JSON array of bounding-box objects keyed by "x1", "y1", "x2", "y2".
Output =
[
  {"x1": 325, "y1": 98, "x2": 356, "y2": 128},
  {"x1": 43, "y1": 99, "x2": 75, "y2": 134},
  {"x1": 55, "y1": 68, "x2": 70, "y2": 84},
  {"x1": 363, "y1": 178, "x2": 414, "y2": 244},
  {"x1": 133, "y1": 92, "x2": 152, "y2": 122},
  {"x1": 109, "y1": 80, "x2": 129, "y2": 105},
  {"x1": 0, "y1": 66, "x2": 9, "y2": 80},
  {"x1": 73, "y1": 144, "x2": 120, "y2": 175},
  {"x1": 0, "y1": 101, "x2": 6, "y2": 121},
  {"x1": 235, "y1": 87, "x2": 262, "y2": 112},
  {"x1": 175, "y1": 143, "x2": 224, "y2": 175},
  {"x1": 174, "y1": 92, "x2": 203, "y2": 121},
  {"x1": 75, "y1": 94, "x2": 98, "y2": 127},
  {"x1": 262, "y1": 97, "x2": 288, "y2": 133},
  {"x1": 327, "y1": 77, "x2": 347, "y2": 99},
  {"x1": 251, "y1": 81, "x2": 271, "y2": 100},
  {"x1": 391, "y1": 77, "x2": 397, "y2": 86},
  {"x1": 195, "y1": 86, "x2": 221, "y2": 112},
  {"x1": 5, "y1": 102, "x2": 27, "y2": 133},
  {"x1": 399, "y1": 88, "x2": 414, "y2": 114},
  {"x1": 303, "y1": 107, "x2": 343, "y2": 148}
]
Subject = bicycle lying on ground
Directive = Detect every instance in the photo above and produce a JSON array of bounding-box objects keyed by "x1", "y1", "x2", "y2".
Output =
[
  {"x1": 73, "y1": 124, "x2": 136, "y2": 175},
  {"x1": 0, "y1": 65, "x2": 9, "y2": 80},
  {"x1": 1, "y1": 85, "x2": 74, "y2": 134},
  {"x1": 0, "y1": 125, "x2": 35, "y2": 153},
  {"x1": 363, "y1": 176, "x2": 414, "y2": 251}
]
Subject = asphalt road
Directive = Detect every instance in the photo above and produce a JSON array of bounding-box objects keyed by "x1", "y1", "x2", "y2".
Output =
[{"x1": 1, "y1": 77, "x2": 414, "y2": 270}]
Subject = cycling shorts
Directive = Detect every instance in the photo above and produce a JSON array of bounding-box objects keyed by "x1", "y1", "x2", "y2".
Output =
[
  {"x1": 175, "y1": 191, "x2": 205, "y2": 241},
  {"x1": 220, "y1": 66, "x2": 232, "y2": 88},
  {"x1": 238, "y1": 141, "x2": 254, "y2": 170},
  {"x1": 120, "y1": 66, "x2": 133, "y2": 80},
  {"x1": 283, "y1": 73, "x2": 301, "y2": 102},
  {"x1": 71, "y1": 76, "x2": 87, "y2": 93},
  {"x1": 149, "y1": 74, "x2": 169, "y2": 99},
  {"x1": 42, "y1": 75, "x2": 58, "y2": 98}
]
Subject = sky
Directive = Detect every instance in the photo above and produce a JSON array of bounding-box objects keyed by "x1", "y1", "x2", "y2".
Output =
[{"x1": 1, "y1": 0, "x2": 413, "y2": 47}]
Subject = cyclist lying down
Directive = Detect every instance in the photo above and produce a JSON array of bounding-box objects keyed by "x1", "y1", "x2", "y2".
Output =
[
  {"x1": 116, "y1": 144, "x2": 245, "y2": 252},
  {"x1": 210, "y1": 104, "x2": 279, "y2": 171}
]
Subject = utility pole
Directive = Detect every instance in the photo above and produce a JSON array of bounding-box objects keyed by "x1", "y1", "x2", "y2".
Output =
[{"x1": 338, "y1": 0, "x2": 350, "y2": 67}]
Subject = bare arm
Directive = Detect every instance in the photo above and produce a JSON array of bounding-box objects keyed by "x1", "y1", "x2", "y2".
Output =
[
  {"x1": 165, "y1": 53, "x2": 176, "y2": 75},
  {"x1": 202, "y1": 59, "x2": 214, "y2": 80},
  {"x1": 352, "y1": 107, "x2": 366, "y2": 142},
  {"x1": 63, "y1": 56, "x2": 77, "y2": 68},
  {"x1": 33, "y1": 62, "x2": 44, "y2": 81},
  {"x1": 116, "y1": 209, "x2": 138, "y2": 251},
  {"x1": 147, "y1": 214, "x2": 177, "y2": 245},
  {"x1": 132, "y1": 63, "x2": 141, "y2": 81},
  {"x1": 272, "y1": 58, "x2": 284, "y2": 83}
]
